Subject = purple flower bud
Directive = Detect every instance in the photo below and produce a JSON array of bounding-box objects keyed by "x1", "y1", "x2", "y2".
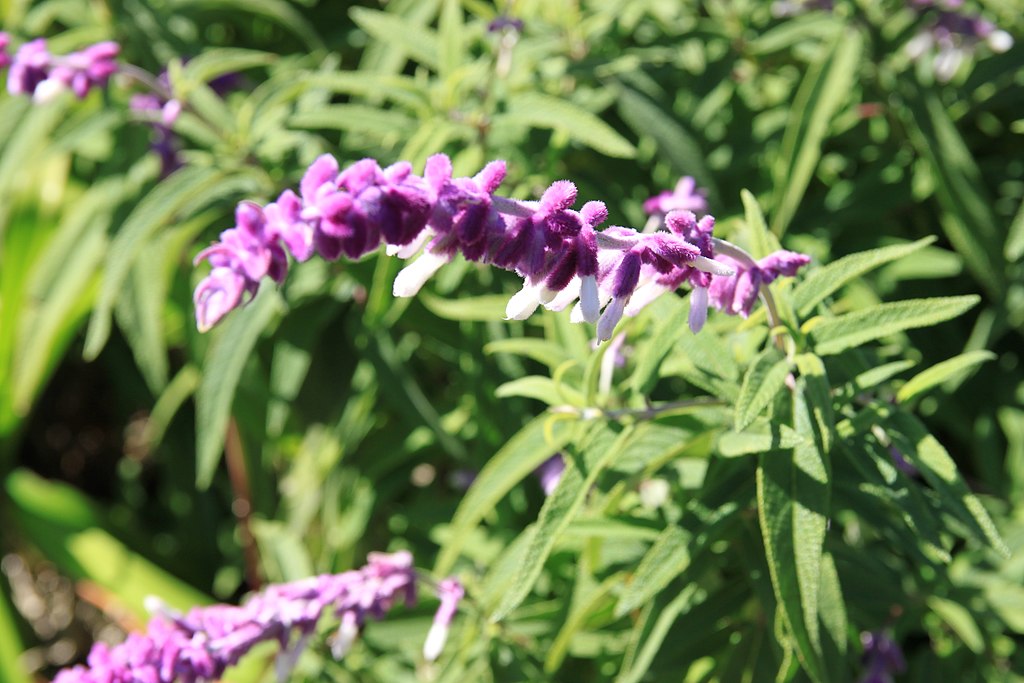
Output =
[
  {"x1": 535, "y1": 454, "x2": 565, "y2": 495},
  {"x1": 859, "y1": 631, "x2": 906, "y2": 683},
  {"x1": 193, "y1": 267, "x2": 247, "y2": 332}
]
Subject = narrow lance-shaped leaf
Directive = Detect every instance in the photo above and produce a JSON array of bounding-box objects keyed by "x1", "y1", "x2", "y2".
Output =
[
  {"x1": 195, "y1": 286, "x2": 283, "y2": 489},
  {"x1": 490, "y1": 424, "x2": 632, "y2": 622},
  {"x1": 616, "y1": 87, "x2": 716, "y2": 203},
  {"x1": 0, "y1": 586, "x2": 30, "y2": 683},
  {"x1": 719, "y1": 420, "x2": 805, "y2": 457},
  {"x1": 614, "y1": 525, "x2": 689, "y2": 617},
  {"x1": 896, "y1": 350, "x2": 996, "y2": 404},
  {"x1": 770, "y1": 29, "x2": 862, "y2": 237},
  {"x1": 435, "y1": 416, "x2": 576, "y2": 575},
  {"x1": 741, "y1": 189, "x2": 781, "y2": 259},
  {"x1": 757, "y1": 374, "x2": 832, "y2": 682},
  {"x1": 810, "y1": 296, "x2": 979, "y2": 356},
  {"x1": 84, "y1": 166, "x2": 224, "y2": 359},
  {"x1": 501, "y1": 92, "x2": 637, "y2": 159},
  {"x1": 349, "y1": 7, "x2": 440, "y2": 69},
  {"x1": 886, "y1": 410, "x2": 1008, "y2": 556},
  {"x1": 902, "y1": 85, "x2": 1004, "y2": 296},
  {"x1": 735, "y1": 348, "x2": 791, "y2": 431},
  {"x1": 793, "y1": 237, "x2": 936, "y2": 315}
]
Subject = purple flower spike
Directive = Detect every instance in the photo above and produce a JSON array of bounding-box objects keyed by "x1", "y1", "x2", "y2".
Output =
[
  {"x1": 53, "y1": 552, "x2": 461, "y2": 683},
  {"x1": 195, "y1": 152, "x2": 731, "y2": 341},
  {"x1": 643, "y1": 176, "x2": 708, "y2": 216}
]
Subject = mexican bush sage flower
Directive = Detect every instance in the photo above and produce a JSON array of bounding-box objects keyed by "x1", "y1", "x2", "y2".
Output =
[
  {"x1": 193, "y1": 155, "x2": 735, "y2": 342},
  {"x1": 707, "y1": 250, "x2": 811, "y2": 318},
  {"x1": 52, "y1": 552, "x2": 464, "y2": 683},
  {"x1": 3, "y1": 37, "x2": 119, "y2": 101}
]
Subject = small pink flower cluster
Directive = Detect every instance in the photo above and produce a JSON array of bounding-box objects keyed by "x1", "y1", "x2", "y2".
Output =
[
  {"x1": 0, "y1": 33, "x2": 118, "y2": 102},
  {"x1": 52, "y1": 552, "x2": 464, "y2": 683}
]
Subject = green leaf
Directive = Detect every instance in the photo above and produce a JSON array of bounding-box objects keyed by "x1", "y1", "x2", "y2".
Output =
[
  {"x1": 495, "y1": 375, "x2": 585, "y2": 407},
  {"x1": 195, "y1": 287, "x2": 282, "y2": 489},
  {"x1": 614, "y1": 525, "x2": 690, "y2": 617},
  {"x1": 927, "y1": 596, "x2": 985, "y2": 654},
  {"x1": 6, "y1": 470, "x2": 211, "y2": 617},
  {"x1": 490, "y1": 424, "x2": 630, "y2": 622},
  {"x1": 437, "y1": 0, "x2": 464, "y2": 81},
  {"x1": 419, "y1": 292, "x2": 510, "y2": 321},
  {"x1": 839, "y1": 360, "x2": 917, "y2": 397},
  {"x1": 615, "y1": 88, "x2": 714, "y2": 201},
  {"x1": 735, "y1": 348, "x2": 790, "y2": 431},
  {"x1": 718, "y1": 420, "x2": 804, "y2": 457},
  {"x1": 290, "y1": 104, "x2": 417, "y2": 138},
  {"x1": 747, "y1": 14, "x2": 841, "y2": 54},
  {"x1": 615, "y1": 585, "x2": 702, "y2": 683},
  {"x1": 1006, "y1": 195, "x2": 1024, "y2": 262},
  {"x1": 84, "y1": 165, "x2": 224, "y2": 359},
  {"x1": 483, "y1": 338, "x2": 573, "y2": 369},
  {"x1": 545, "y1": 572, "x2": 622, "y2": 672},
  {"x1": 170, "y1": 0, "x2": 324, "y2": 50},
  {"x1": 811, "y1": 296, "x2": 980, "y2": 356},
  {"x1": 902, "y1": 85, "x2": 1004, "y2": 295},
  {"x1": 305, "y1": 72, "x2": 426, "y2": 111},
  {"x1": 144, "y1": 365, "x2": 201, "y2": 451},
  {"x1": 501, "y1": 92, "x2": 636, "y2": 159},
  {"x1": 350, "y1": 7, "x2": 440, "y2": 69},
  {"x1": 792, "y1": 237, "x2": 936, "y2": 316},
  {"x1": 181, "y1": 48, "x2": 277, "y2": 85},
  {"x1": 434, "y1": 416, "x2": 575, "y2": 575},
  {"x1": 770, "y1": 29, "x2": 862, "y2": 237},
  {"x1": 11, "y1": 214, "x2": 106, "y2": 416},
  {"x1": 756, "y1": 376, "x2": 832, "y2": 682},
  {"x1": 794, "y1": 353, "x2": 835, "y2": 455},
  {"x1": 0, "y1": 586, "x2": 30, "y2": 683},
  {"x1": 817, "y1": 552, "x2": 847, "y2": 657},
  {"x1": 896, "y1": 350, "x2": 996, "y2": 404},
  {"x1": 741, "y1": 189, "x2": 779, "y2": 259},
  {"x1": 886, "y1": 411, "x2": 1008, "y2": 556}
]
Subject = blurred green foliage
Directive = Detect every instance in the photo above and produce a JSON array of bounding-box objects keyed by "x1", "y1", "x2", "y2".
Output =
[{"x1": 1, "y1": 0, "x2": 1023, "y2": 682}]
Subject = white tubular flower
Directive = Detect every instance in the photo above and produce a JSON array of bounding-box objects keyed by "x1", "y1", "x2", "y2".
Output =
[
  {"x1": 597, "y1": 297, "x2": 628, "y2": 343},
  {"x1": 505, "y1": 282, "x2": 542, "y2": 320},
  {"x1": 689, "y1": 286, "x2": 709, "y2": 333},
  {"x1": 392, "y1": 250, "x2": 450, "y2": 297},
  {"x1": 579, "y1": 274, "x2": 602, "y2": 323}
]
